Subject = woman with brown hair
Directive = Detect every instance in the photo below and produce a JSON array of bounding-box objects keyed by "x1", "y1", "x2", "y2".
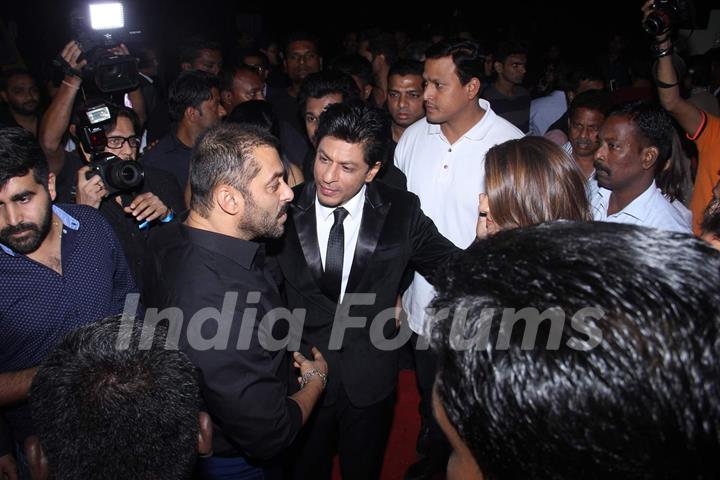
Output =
[{"x1": 478, "y1": 136, "x2": 592, "y2": 237}]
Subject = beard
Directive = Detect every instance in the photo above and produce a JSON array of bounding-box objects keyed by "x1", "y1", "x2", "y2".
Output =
[
  {"x1": 238, "y1": 197, "x2": 288, "y2": 240},
  {"x1": 0, "y1": 203, "x2": 52, "y2": 254},
  {"x1": 10, "y1": 101, "x2": 39, "y2": 116}
]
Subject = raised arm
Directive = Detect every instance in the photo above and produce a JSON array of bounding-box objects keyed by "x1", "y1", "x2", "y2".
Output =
[
  {"x1": 642, "y1": 0, "x2": 703, "y2": 135},
  {"x1": 38, "y1": 41, "x2": 86, "y2": 174}
]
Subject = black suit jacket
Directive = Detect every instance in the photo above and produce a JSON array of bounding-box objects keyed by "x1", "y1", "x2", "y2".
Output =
[{"x1": 273, "y1": 181, "x2": 458, "y2": 407}]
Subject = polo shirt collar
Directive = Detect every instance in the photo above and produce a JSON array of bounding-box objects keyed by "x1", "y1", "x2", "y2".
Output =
[
  {"x1": 425, "y1": 98, "x2": 495, "y2": 142},
  {"x1": 597, "y1": 181, "x2": 660, "y2": 222}
]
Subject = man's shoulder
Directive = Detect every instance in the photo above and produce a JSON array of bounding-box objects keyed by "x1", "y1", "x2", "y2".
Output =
[
  {"x1": 141, "y1": 134, "x2": 182, "y2": 161},
  {"x1": 371, "y1": 181, "x2": 420, "y2": 209},
  {"x1": 396, "y1": 118, "x2": 431, "y2": 148}
]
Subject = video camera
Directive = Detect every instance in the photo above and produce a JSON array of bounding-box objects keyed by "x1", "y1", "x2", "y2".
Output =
[
  {"x1": 643, "y1": 0, "x2": 694, "y2": 36},
  {"x1": 63, "y1": 3, "x2": 142, "y2": 93},
  {"x1": 77, "y1": 103, "x2": 144, "y2": 195}
]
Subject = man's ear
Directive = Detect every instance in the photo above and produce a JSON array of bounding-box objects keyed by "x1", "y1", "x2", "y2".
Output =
[
  {"x1": 362, "y1": 84, "x2": 372, "y2": 101},
  {"x1": 197, "y1": 411, "x2": 213, "y2": 457},
  {"x1": 25, "y1": 435, "x2": 49, "y2": 480},
  {"x1": 493, "y1": 61, "x2": 503, "y2": 75},
  {"x1": 466, "y1": 77, "x2": 481, "y2": 99},
  {"x1": 47, "y1": 172, "x2": 57, "y2": 202},
  {"x1": 0, "y1": 91, "x2": 7, "y2": 103},
  {"x1": 365, "y1": 161, "x2": 382, "y2": 183},
  {"x1": 220, "y1": 90, "x2": 233, "y2": 109},
  {"x1": 185, "y1": 106, "x2": 198, "y2": 124},
  {"x1": 215, "y1": 184, "x2": 244, "y2": 216},
  {"x1": 69, "y1": 124, "x2": 77, "y2": 138},
  {"x1": 641, "y1": 145, "x2": 659, "y2": 171}
]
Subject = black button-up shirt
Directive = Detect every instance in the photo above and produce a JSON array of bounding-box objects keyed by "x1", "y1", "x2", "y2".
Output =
[{"x1": 144, "y1": 222, "x2": 302, "y2": 460}]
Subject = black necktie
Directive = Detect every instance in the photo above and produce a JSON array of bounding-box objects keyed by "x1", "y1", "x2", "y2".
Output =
[{"x1": 323, "y1": 207, "x2": 349, "y2": 302}]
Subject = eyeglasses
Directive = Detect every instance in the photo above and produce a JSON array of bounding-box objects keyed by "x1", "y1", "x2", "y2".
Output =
[{"x1": 106, "y1": 136, "x2": 140, "y2": 149}]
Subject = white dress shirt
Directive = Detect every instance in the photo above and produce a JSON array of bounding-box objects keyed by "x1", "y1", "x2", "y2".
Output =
[
  {"x1": 315, "y1": 185, "x2": 366, "y2": 303},
  {"x1": 591, "y1": 181, "x2": 692, "y2": 233},
  {"x1": 394, "y1": 98, "x2": 523, "y2": 334}
]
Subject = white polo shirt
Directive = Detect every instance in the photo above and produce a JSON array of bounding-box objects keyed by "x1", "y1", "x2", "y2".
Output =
[
  {"x1": 394, "y1": 98, "x2": 523, "y2": 334},
  {"x1": 591, "y1": 181, "x2": 692, "y2": 233}
]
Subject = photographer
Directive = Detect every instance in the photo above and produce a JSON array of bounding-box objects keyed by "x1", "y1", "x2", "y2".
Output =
[
  {"x1": 39, "y1": 40, "x2": 146, "y2": 174},
  {"x1": 642, "y1": 0, "x2": 720, "y2": 235},
  {"x1": 38, "y1": 43, "x2": 183, "y2": 292}
]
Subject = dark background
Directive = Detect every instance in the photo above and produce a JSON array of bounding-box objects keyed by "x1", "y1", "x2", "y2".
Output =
[{"x1": 2, "y1": 0, "x2": 716, "y2": 79}]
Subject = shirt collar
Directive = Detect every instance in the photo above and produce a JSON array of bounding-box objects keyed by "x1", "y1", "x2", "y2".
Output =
[
  {"x1": 181, "y1": 224, "x2": 263, "y2": 270},
  {"x1": 0, "y1": 205, "x2": 79, "y2": 257},
  {"x1": 316, "y1": 184, "x2": 366, "y2": 222},
  {"x1": 597, "y1": 181, "x2": 660, "y2": 222},
  {"x1": 425, "y1": 98, "x2": 493, "y2": 142}
]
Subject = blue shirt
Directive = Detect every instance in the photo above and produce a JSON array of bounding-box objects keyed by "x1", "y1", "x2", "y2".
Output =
[{"x1": 0, "y1": 204, "x2": 138, "y2": 372}]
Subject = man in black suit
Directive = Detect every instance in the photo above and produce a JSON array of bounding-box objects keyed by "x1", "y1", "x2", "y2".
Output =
[{"x1": 273, "y1": 103, "x2": 459, "y2": 480}]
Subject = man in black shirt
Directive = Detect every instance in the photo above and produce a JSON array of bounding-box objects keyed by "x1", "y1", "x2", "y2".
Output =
[
  {"x1": 53, "y1": 102, "x2": 184, "y2": 294},
  {"x1": 145, "y1": 123, "x2": 327, "y2": 479}
]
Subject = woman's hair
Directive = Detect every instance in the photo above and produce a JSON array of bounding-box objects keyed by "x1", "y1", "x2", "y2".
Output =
[{"x1": 485, "y1": 136, "x2": 591, "y2": 229}]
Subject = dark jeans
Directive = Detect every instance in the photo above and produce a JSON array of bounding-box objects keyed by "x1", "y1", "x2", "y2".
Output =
[{"x1": 195, "y1": 455, "x2": 265, "y2": 480}]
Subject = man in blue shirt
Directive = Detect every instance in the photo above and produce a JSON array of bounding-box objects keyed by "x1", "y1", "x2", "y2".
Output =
[{"x1": 0, "y1": 127, "x2": 137, "y2": 473}]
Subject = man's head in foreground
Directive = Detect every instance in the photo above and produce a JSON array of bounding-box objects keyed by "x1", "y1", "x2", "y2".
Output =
[
  {"x1": 28, "y1": 315, "x2": 212, "y2": 480},
  {"x1": 431, "y1": 221, "x2": 720, "y2": 480}
]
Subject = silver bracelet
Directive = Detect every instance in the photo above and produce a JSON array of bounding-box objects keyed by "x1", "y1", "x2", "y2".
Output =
[{"x1": 300, "y1": 369, "x2": 327, "y2": 389}]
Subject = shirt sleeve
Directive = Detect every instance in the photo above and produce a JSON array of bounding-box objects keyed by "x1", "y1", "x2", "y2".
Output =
[{"x1": 190, "y1": 332, "x2": 303, "y2": 460}]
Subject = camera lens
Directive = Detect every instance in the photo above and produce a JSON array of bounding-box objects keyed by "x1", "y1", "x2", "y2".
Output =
[
  {"x1": 107, "y1": 160, "x2": 144, "y2": 191},
  {"x1": 643, "y1": 13, "x2": 667, "y2": 36}
]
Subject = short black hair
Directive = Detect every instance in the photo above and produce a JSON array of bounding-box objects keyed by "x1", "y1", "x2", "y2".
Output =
[
  {"x1": 190, "y1": 122, "x2": 279, "y2": 217},
  {"x1": 284, "y1": 32, "x2": 320, "y2": 55},
  {"x1": 178, "y1": 36, "x2": 220, "y2": 65},
  {"x1": 607, "y1": 101, "x2": 674, "y2": 166},
  {"x1": 297, "y1": 70, "x2": 361, "y2": 113},
  {"x1": 564, "y1": 65, "x2": 605, "y2": 93},
  {"x1": 315, "y1": 102, "x2": 390, "y2": 167},
  {"x1": 0, "y1": 126, "x2": 49, "y2": 189},
  {"x1": 226, "y1": 100, "x2": 281, "y2": 140},
  {"x1": 425, "y1": 39, "x2": 484, "y2": 86},
  {"x1": 219, "y1": 65, "x2": 261, "y2": 93},
  {"x1": 168, "y1": 70, "x2": 220, "y2": 122},
  {"x1": 329, "y1": 54, "x2": 373, "y2": 88},
  {"x1": 30, "y1": 315, "x2": 201, "y2": 480},
  {"x1": 0, "y1": 68, "x2": 35, "y2": 92},
  {"x1": 568, "y1": 89, "x2": 610, "y2": 118},
  {"x1": 388, "y1": 59, "x2": 424, "y2": 79},
  {"x1": 492, "y1": 40, "x2": 528, "y2": 63},
  {"x1": 368, "y1": 32, "x2": 398, "y2": 66},
  {"x1": 432, "y1": 221, "x2": 720, "y2": 480}
]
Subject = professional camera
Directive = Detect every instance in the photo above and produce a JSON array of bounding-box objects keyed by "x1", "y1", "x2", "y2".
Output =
[
  {"x1": 68, "y1": 3, "x2": 142, "y2": 92},
  {"x1": 77, "y1": 103, "x2": 144, "y2": 195},
  {"x1": 85, "y1": 152, "x2": 144, "y2": 195},
  {"x1": 643, "y1": 0, "x2": 693, "y2": 36}
]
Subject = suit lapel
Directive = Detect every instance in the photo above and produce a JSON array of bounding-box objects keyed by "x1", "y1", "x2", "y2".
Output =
[
  {"x1": 345, "y1": 182, "x2": 390, "y2": 295},
  {"x1": 291, "y1": 183, "x2": 324, "y2": 285}
]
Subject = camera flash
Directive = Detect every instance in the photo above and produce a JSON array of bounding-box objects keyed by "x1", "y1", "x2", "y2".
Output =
[{"x1": 89, "y1": 3, "x2": 124, "y2": 30}]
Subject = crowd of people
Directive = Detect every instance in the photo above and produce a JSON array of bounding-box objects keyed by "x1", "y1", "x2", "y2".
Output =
[{"x1": 2, "y1": 1, "x2": 720, "y2": 479}]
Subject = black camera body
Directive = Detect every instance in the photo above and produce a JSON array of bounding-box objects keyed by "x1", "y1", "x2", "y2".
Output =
[
  {"x1": 643, "y1": 0, "x2": 693, "y2": 36},
  {"x1": 85, "y1": 152, "x2": 144, "y2": 196},
  {"x1": 68, "y1": 4, "x2": 142, "y2": 93}
]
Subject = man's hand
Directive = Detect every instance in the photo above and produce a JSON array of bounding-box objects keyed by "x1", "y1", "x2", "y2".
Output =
[
  {"x1": 122, "y1": 192, "x2": 169, "y2": 222},
  {"x1": 76, "y1": 167, "x2": 107, "y2": 209},
  {"x1": 59, "y1": 40, "x2": 87, "y2": 88},
  {"x1": 0, "y1": 453, "x2": 17, "y2": 480},
  {"x1": 293, "y1": 347, "x2": 328, "y2": 389}
]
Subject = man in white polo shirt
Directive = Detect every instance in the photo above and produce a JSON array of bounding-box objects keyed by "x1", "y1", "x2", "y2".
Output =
[
  {"x1": 394, "y1": 38, "x2": 522, "y2": 479},
  {"x1": 592, "y1": 101, "x2": 691, "y2": 233}
]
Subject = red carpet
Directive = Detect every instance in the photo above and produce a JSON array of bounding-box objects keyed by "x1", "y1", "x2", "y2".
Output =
[{"x1": 332, "y1": 369, "x2": 422, "y2": 479}]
